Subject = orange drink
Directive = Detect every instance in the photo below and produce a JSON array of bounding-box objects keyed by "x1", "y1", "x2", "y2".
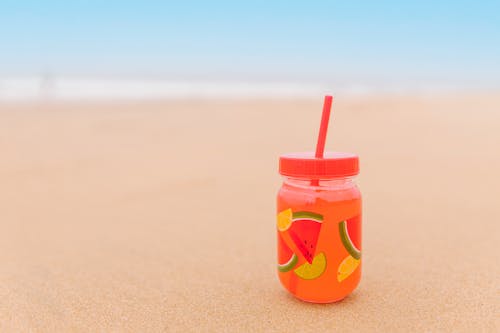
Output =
[{"x1": 277, "y1": 152, "x2": 361, "y2": 303}]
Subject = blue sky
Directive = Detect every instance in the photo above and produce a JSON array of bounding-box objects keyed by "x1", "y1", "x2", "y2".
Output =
[{"x1": 1, "y1": 0, "x2": 499, "y2": 87}]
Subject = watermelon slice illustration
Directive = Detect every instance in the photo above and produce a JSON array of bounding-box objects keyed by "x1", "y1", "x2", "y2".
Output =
[
  {"x1": 277, "y1": 232, "x2": 298, "y2": 272},
  {"x1": 286, "y1": 211, "x2": 323, "y2": 264},
  {"x1": 339, "y1": 215, "x2": 361, "y2": 260}
]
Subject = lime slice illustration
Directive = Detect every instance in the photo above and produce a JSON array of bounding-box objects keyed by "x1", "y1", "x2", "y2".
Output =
[{"x1": 294, "y1": 252, "x2": 327, "y2": 280}]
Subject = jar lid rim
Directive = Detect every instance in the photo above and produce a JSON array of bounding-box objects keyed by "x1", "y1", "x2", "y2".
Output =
[{"x1": 279, "y1": 152, "x2": 359, "y2": 178}]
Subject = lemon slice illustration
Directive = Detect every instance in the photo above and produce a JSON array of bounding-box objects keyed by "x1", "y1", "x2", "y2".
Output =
[
  {"x1": 337, "y1": 255, "x2": 360, "y2": 282},
  {"x1": 277, "y1": 208, "x2": 293, "y2": 231}
]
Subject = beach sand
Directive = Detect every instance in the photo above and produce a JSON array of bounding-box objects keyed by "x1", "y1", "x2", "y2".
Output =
[{"x1": 0, "y1": 95, "x2": 499, "y2": 331}]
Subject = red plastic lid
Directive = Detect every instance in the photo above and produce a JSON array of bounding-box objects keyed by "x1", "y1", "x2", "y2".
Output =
[{"x1": 279, "y1": 152, "x2": 359, "y2": 178}]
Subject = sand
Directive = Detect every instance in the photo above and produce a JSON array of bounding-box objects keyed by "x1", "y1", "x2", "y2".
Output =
[{"x1": 0, "y1": 95, "x2": 499, "y2": 332}]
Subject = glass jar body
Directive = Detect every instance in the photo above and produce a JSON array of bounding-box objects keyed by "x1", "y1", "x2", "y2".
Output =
[{"x1": 276, "y1": 176, "x2": 362, "y2": 303}]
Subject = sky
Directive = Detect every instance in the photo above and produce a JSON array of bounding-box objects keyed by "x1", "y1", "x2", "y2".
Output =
[{"x1": 1, "y1": 0, "x2": 499, "y2": 88}]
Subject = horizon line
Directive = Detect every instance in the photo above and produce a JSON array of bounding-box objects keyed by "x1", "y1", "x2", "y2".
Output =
[{"x1": 0, "y1": 76, "x2": 498, "y2": 101}]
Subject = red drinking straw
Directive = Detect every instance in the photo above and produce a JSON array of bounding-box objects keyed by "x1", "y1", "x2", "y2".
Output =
[
  {"x1": 315, "y1": 95, "x2": 333, "y2": 159},
  {"x1": 311, "y1": 95, "x2": 333, "y2": 186}
]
